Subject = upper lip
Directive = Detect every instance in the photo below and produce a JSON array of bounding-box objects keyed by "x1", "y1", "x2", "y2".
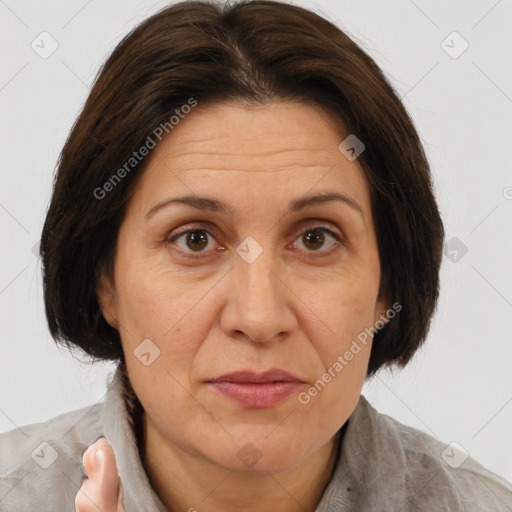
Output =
[{"x1": 207, "y1": 369, "x2": 304, "y2": 384}]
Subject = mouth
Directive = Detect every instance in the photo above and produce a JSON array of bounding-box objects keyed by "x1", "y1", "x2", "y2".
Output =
[{"x1": 205, "y1": 369, "x2": 305, "y2": 409}]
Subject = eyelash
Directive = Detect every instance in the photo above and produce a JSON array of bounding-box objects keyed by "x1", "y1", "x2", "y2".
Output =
[{"x1": 165, "y1": 222, "x2": 343, "y2": 259}]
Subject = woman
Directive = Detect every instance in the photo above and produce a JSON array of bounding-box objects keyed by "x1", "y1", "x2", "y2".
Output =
[{"x1": 1, "y1": 1, "x2": 511, "y2": 510}]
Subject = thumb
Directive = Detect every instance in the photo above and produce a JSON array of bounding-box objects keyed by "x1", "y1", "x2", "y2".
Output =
[
  {"x1": 95, "y1": 440, "x2": 120, "y2": 511},
  {"x1": 76, "y1": 438, "x2": 123, "y2": 512}
]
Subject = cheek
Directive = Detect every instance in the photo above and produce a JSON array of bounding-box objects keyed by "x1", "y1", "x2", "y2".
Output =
[
  {"x1": 113, "y1": 251, "x2": 208, "y2": 367},
  {"x1": 295, "y1": 274, "x2": 379, "y2": 409},
  {"x1": 297, "y1": 292, "x2": 375, "y2": 430},
  {"x1": 119, "y1": 278, "x2": 206, "y2": 423},
  {"x1": 301, "y1": 268, "x2": 380, "y2": 344}
]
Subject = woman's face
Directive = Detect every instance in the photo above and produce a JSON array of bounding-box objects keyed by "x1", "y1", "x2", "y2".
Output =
[{"x1": 98, "y1": 100, "x2": 387, "y2": 473}]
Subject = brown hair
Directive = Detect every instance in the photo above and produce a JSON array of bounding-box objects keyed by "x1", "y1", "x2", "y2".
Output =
[{"x1": 40, "y1": 0, "x2": 444, "y2": 378}]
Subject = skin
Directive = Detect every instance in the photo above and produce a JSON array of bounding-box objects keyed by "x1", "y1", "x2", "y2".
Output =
[
  {"x1": 83, "y1": 100, "x2": 388, "y2": 512},
  {"x1": 76, "y1": 438, "x2": 123, "y2": 512}
]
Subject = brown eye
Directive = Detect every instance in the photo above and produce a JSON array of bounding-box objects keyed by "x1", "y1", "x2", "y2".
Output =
[
  {"x1": 294, "y1": 228, "x2": 341, "y2": 253},
  {"x1": 185, "y1": 230, "x2": 209, "y2": 251},
  {"x1": 173, "y1": 229, "x2": 215, "y2": 253},
  {"x1": 303, "y1": 230, "x2": 325, "y2": 250},
  {"x1": 167, "y1": 224, "x2": 341, "y2": 259}
]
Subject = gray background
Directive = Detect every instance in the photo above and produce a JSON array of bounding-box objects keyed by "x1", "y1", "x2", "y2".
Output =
[{"x1": 1, "y1": 0, "x2": 511, "y2": 482}]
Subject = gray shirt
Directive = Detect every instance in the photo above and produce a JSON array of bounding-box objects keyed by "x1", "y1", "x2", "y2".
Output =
[{"x1": 1, "y1": 366, "x2": 512, "y2": 511}]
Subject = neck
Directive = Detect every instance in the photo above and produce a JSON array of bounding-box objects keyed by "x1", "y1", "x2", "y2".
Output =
[{"x1": 135, "y1": 410, "x2": 345, "y2": 512}]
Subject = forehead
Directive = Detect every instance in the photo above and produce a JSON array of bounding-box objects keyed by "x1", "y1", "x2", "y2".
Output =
[
  {"x1": 130, "y1": 100, "x2": 372, "y2": 216},
  {"x1": 153, "y1": 100, "x2": 348, "y2": 164}
]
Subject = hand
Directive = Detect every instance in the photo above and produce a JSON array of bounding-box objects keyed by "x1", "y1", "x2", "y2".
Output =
[{"x1": 75, "y1": 437, "x2": 124, "y2": 512}]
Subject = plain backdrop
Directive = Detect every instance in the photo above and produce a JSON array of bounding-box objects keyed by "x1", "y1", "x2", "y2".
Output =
[{"x1": 1, "y1": 0, "x2": 511, "y2": 482}]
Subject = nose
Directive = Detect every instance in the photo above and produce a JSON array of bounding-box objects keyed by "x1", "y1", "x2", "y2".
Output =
[{"x1": 219, "y1": 244, "x2": 297, "y2": 344}]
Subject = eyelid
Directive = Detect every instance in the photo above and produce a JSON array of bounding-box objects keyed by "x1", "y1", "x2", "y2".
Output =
[
  {"x1": 166, "y1": 220, "x2": 217, "y2": 239},
  {"x1": 167, "y1": 220, "x2": 342, "y2": 243},
  {"x1": 288, "y1": 218, "x2": 343, "y2": 239}
]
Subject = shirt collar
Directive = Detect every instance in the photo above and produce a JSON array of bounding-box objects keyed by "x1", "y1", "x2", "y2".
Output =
[
  {"x1": 101, "y1": 365, "x2": 169, "y2": 512},
  {"x1": 314, "y1": 393, "x2": 408, "y2": 510}
]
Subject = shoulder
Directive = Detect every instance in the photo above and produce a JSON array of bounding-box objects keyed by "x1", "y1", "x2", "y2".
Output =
[
  {"x1": 363, "y1": 397, "x2": 512, "y2": 511},
  {"x1": 0, "y1": 402, "x2": 104, "y2": 510}
]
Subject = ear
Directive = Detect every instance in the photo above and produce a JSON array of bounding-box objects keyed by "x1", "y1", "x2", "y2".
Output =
[{"x1": 96, "y1": 271, "x2": 119, "y2": 330}]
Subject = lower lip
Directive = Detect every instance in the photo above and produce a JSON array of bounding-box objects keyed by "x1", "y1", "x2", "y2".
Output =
[{"x1": 207, "y1": 381, "x2": 303, "y2": 408}]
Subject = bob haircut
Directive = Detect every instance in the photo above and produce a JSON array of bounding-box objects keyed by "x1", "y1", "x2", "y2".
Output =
[{"x1": 40, "y1": 0, "x2": 444, "y2": 378}]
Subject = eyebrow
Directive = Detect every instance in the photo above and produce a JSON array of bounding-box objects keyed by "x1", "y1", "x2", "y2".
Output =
[{"x1": 145, "y1": 191, "x2": 365, "y2": 221}]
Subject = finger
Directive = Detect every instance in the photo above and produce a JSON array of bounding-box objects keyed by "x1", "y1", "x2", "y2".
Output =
[
  {"x1": 75, "y1": 438, "x2": 120, "y2": 512},
  {"x1": 117, "y1": 480, "x2": 125, "y2": 512},
  {"x1": 75, "y1": 476, "x2": 104, "y2": 512},
  {"x1": 95, "y1": 443, "x2": 120, "y2": 512},
  {"x1": 76, "y1": 442, "x2": 104, "y2": 512}
]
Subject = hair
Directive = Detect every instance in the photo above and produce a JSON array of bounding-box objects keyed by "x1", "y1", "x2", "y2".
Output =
[{"x1": 40, "y1": 0, "x2": 444, "y2": 378}]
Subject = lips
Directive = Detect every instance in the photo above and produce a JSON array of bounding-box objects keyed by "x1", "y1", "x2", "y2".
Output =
[
  {"x1": 206, "y1": 369, "x2": 305, "y2": 408},
  {"x1": 206, "y1": 369, "x2": 305, "y2": 384}
]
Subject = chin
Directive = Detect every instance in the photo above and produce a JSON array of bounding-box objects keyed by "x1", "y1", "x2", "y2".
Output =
[
  {"x1": 206, "y1": 432, "x2": 312, "y2": 474},
  {"x1": 219, "y1": 450, "x2": 303, "y2": 474}
]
